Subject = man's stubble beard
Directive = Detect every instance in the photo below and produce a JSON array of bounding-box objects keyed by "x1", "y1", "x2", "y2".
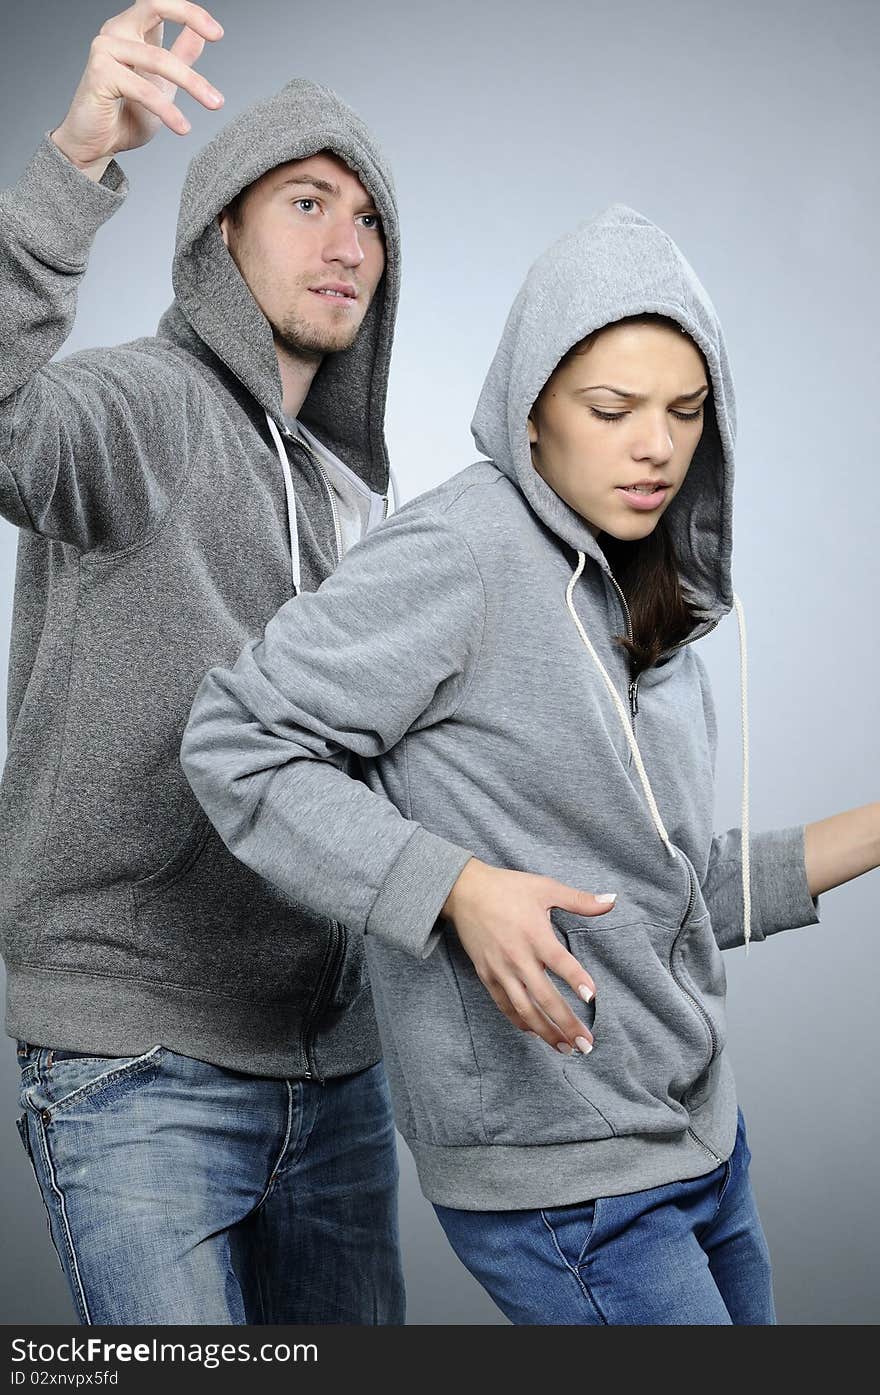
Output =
[{"x1": 271, "y1": 309, "x2": 362, "y2": 361}]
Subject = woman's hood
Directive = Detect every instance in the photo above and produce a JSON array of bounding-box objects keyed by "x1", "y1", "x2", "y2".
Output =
[{"x1": 470, "y1": 204, "x2": 736, "y2": 623}]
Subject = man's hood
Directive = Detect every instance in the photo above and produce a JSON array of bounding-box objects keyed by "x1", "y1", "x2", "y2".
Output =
[
  {"x1": 470, "y1": 204, "x2": 736, "y2": 623},
  {"x1": 157, "y1": 77, "x2": 400, "y2": 494}
]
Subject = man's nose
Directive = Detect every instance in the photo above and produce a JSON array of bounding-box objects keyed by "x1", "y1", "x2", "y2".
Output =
[{"x1": 322, "y1": 218, "x2": 365, "y2": 268}]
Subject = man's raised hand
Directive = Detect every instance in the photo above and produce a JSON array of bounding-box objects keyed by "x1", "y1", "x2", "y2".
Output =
[{"x1": 51, "y1": 2, "x2": 225, "y2": 179}]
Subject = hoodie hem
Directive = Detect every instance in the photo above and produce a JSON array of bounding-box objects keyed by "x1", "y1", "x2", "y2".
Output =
[
  {"x1": 5, "y1": 963, "x2": 381, "y2": 1080},
  {"x1": 406, "y1": 1064, "x2": 739, "y2": 1210}
]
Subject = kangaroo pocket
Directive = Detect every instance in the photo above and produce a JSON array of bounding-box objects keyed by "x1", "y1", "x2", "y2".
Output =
[
  {"x1": 558, "y1": 909, "x2": 728, "y2": 1135},
  {"x1": 129, "y1": 808, "x2": 337, "y2": 1006},
  {"x1": 454, "y1": 907, "x2": 727, "y2": 1147}
]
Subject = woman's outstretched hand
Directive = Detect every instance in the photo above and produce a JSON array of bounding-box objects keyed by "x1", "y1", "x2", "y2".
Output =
[{"x1": 441, "y1": 858, "x2": 615, "y2": 1054}]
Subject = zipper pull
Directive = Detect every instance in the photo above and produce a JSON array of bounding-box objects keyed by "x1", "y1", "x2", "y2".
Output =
[{"x1": 628, "y1": 679, "x2": 639, "y2": 717}]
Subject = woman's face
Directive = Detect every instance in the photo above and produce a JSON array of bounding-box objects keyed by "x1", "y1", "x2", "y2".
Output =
[{"x1": 527, "y1": 320, "x2": 709, "y2": 539}]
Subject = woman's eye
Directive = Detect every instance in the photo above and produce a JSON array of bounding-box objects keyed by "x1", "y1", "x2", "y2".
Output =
[
  {"x1": 590, "y1": 408, "x2": 627, "y2": 423},
  {"x1": 670, "y1": 407, "x2": 704, "y2": 421}
]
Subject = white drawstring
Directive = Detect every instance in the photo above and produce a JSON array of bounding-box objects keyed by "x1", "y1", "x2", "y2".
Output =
[
  {"x1": 565, "y1": 553, "x2": 678, "y2": 860},
  {"x1": 387, "y1": 463, "x2": 400, "y2": 516},
  {"x1": 732, "y1": 592, "x2": 751, "y2": 954},
  {"x1": 265, "y1": 411, "x2": 302, "y2": 595},
  {"x1": 566, "y1": 555, "x2": 753, "y2": 955}
]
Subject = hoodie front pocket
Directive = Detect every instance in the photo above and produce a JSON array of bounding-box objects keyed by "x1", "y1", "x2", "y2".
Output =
[
  {"x1": 130, "y1": 808, "x2": 335, "y2": 1007},
  {"x1": 557, "y1": 911, "x2": 727, "y2": 1135}
]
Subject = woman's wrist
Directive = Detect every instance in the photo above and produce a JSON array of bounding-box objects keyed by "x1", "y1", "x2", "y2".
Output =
[{"x1": 803, "y1": 802, "x2": 880, "y2": 897}]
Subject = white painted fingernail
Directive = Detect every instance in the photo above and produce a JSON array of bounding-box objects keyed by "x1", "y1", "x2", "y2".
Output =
[
  {"x1": 578, "y1": 984, "x2": 594, "y2": 1003},
  {"x1": 575, "y1": 1036, "x2": 593, "y2": 1054},
  {"x1": 595, "y1": 893, "x2": 617, "y2": 904}
]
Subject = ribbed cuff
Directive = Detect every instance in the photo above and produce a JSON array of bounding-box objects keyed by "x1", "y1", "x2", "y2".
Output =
[
  {"x1": 752, "y1": 824, "x2": 821, "y2": 939},
  {"x1": 365, "y1": 825, "x2": 474, "y2": 959},
  {"x1": 5, "y1": 135, "x2": 127, "y2": 265}
]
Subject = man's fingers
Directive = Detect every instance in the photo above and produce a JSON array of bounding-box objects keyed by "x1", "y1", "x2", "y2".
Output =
[
  {"x1": 168, "y1": 24, "x2": 207, "y2": 68},
  {"x1": 102, "y1": 2, "x2": 223, "y2": 44},
  {"x1": 91, "y1": 34, "x2": 223, "y2": 109},
  {"x1": 92, "y1": 62, "x2": 194, "y2": 134}
]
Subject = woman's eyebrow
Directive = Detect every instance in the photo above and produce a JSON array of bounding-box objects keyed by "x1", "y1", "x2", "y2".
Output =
[{"x1": 576, "y1": 384, "x2": 709, "y2": 400}]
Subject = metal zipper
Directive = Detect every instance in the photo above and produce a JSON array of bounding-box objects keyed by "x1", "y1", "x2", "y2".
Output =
[
  {"x1": 689, "y1": 1128, "x2": 722, "y2": 1164},
  {"x1": 628, "y1": 678, "x2": 640, "y2": 721},
  {"x1": 671, "y1": 858, "x2": 717, "y2": 1064},
  {"x1": 290, "y1": 431, "x2": 343, "y2": 565},
  {"x1": 671, "y1": 855, "x2": 723, "y2": 1162},
  {"x1": 605, "y1": 562, "x2": 724, "y2": 1166},
  {"x1": 300, "y1": 920, "x2": 347, "y2": 1083},
  {"x1": 603, "y1": 572, "x2": 640, "y2": 732}
]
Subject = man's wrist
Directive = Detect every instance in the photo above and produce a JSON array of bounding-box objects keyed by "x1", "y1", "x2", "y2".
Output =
[{"x1": 49, "y1": 126, "x2": 113, "y2": 184}]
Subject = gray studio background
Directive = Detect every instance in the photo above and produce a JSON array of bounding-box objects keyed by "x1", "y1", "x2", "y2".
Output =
[{"x1": 1, "y1": 0, "x2": 877, "y2": 1325}]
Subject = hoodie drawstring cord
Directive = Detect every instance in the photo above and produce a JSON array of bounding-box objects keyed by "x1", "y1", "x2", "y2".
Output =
[
  {"x1": 266, "y1": 412, "x2": 302, "y2": 595},
  {"x1": 565, "y1": 554, "x2": 678, "y2": 860},
  {"x1": 732, "y1": 592, "x2": 752, "y2": 954},
  {"x1": 387, "y1": 463, "x2": 400, "y2": 516},
  {"x1": 566, "y1": 554, "x2": 753, "y2": 953}
]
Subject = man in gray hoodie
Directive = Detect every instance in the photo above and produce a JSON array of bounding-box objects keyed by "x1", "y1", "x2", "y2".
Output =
[{"x1": 1, "y1": 2, "x2": 404, "y2": 1324}]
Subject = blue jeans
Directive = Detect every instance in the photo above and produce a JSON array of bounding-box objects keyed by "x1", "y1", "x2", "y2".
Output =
[
  {"x1": 434, "y1": 1107, "x2": 775, "y2": 1324},
  {"x1": 15, "y1": 1042, "x2": 405, "y2": 1325}
]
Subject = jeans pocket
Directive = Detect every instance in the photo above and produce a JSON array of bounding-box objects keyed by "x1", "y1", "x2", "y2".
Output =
[
  {"x1": 23, "y1": 1046, "x2": 166, "y2": 1121},
  {"x1": 15, "y1": 1111, "x2": 34, "y2": 1163},
  {"x1": 540, "y1": 1196, "x2": 604, "y2": 1269}
]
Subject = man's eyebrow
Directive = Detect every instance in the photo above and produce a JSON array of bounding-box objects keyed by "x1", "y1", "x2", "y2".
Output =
[
  {"x1": 576, "y1": 383, "x2": 709, "y2": 401},
  {"x1": 275, "y1": 174, "x2": 343, "y2": 198},
  {"x1": 274, "y1": 174, "x2": 378, "y2": 210}
]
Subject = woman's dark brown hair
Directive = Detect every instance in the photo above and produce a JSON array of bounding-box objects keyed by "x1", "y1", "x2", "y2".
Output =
[{"x1": 541, "y1": 313, "x2": 708, "y2": 679}]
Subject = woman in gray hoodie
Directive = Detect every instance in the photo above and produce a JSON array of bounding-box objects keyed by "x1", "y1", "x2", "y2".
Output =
[{"x1": 181, "y1": 205, "x2": 877, "y2": 1324}]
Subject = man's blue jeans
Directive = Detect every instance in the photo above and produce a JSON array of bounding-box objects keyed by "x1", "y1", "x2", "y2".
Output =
[
  {"x1": 15, "y1": 1042, "x2": 405, "y2": 1325},
  {"x1": 434, "y1": 1106, "x2": 775, "y2": 1324}
]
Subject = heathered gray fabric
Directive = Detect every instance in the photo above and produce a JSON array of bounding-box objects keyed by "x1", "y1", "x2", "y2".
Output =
[
  {"x1": 0, "y1": 79, "x2": 401, "y2": 1079},
  {"x1": 181, "y1": 205, "x2": 821, "y2": 1207}
]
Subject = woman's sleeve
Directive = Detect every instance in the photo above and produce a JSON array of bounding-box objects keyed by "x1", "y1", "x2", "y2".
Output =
[
  {"x1": 180, "y1": 506, "x2": 485, "y2": 960},
  {"x1": 692, "y1": 651, "x2": 822, "y2": 951}
]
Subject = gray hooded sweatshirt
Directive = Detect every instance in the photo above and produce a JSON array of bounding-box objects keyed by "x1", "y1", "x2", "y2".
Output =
[
  {"x1": 181, "y1": 205, "x2": 821, "y2": 1209},
  {"x1": 0, "y1": 80, "x2": 400, "y2": 1079}
]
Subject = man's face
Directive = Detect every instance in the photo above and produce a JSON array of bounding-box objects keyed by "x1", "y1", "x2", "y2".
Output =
[{"x1": 218, "y1": 151, "x2": 386, "y2": 359}]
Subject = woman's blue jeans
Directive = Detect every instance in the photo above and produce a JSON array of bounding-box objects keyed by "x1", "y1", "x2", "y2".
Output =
[
  {"x1": 15, "y1": 1042, "x2": 405, "y2": 1325},
  {"x1": 434, "y1": 1106, "x2": 775, "y2": 1324}
]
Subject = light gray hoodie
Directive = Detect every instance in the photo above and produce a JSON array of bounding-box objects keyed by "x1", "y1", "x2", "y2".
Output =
[
  {"x1": 0, "y1": 79, "x2": 399, "y2": 1078},
  {"x1": 181, "y1": 205, "x2": 821, "y2": 1209}
]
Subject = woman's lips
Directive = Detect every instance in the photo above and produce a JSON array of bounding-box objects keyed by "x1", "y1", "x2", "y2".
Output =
[{"x1": 615, "y1": 485, "x2": 670, "y2": 511}]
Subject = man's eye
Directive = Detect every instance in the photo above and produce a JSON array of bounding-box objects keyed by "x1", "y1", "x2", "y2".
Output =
[
  {"x1": 294, "y1": 198, "x2": 318, "y2": 213},
  {"x1": 358, "y1": 214, "x2": 382, "y2": 230}
]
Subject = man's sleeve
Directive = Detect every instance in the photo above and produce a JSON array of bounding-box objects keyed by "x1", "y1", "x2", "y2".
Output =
[
  {"x1": 0, "y1": 136, "x2": 198, "y2": 553},
  {"x1": 692, "y1": 650, "x2": 821, "y2": 950},
  {"x1": 181, "y1": 508, "x2": 484, "y2": 960}
]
